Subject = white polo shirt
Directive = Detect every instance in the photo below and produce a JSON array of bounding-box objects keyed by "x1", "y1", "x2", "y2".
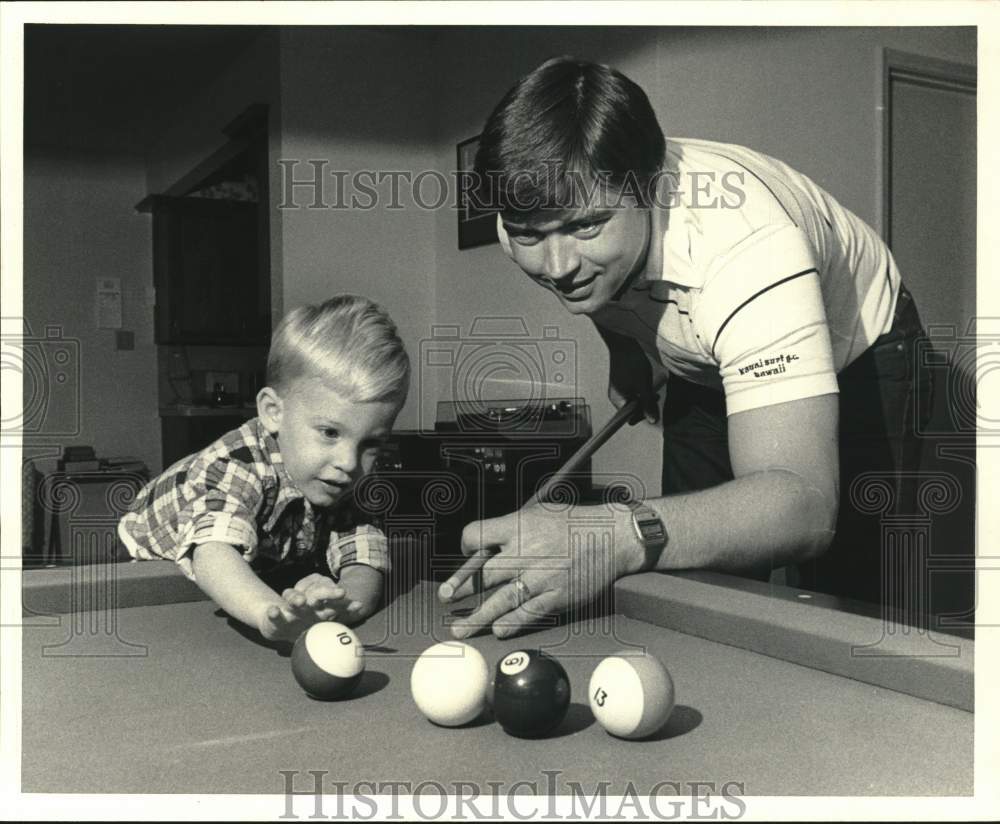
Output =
[{"x1": 592, "y1": 138, "x2": 901, "y2": 415}]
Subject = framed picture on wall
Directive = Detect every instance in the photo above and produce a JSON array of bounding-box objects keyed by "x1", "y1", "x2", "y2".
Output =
[{"x1": 456, "y1": 135, "x2": 499, "y2": 250}]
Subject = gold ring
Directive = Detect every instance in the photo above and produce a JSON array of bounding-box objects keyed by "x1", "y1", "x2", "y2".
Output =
[{"x1": 511, "y1": 577, "x2": 532, "y2": 607}]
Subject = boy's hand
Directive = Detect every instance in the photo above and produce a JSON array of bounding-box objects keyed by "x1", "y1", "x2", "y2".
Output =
[
  {"x1": 258, "y1": 594, "x2": 318, "y2": 643},
  {"x1": 191, "y1": 544, "x2": 371, "y2": 642},
  {"x1": 290, "y1": 573, "x2": 362, "y2": 621},
  {"x1": 334, "y1": 564, "x2": 385, "y2": 626},
  {"x1": 257, "y1": 575, "x2": 354, "y2": 642}
]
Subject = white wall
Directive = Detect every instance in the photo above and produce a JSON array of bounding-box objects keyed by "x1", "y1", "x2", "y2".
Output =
[
  {"x1": 23, "y1": 149, "x2": 159, "y2": 471},
  {"x1": 277, "y1": 27, "x2": 439, "y2": 430}
]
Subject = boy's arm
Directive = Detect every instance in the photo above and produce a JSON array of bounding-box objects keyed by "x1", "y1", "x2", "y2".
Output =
[
  {"x1": 191, "y1": 542, "x2": 343, "y2": 641},
  {"x1": 336, "y1": 563, "x2": 384, "y2": 624}
]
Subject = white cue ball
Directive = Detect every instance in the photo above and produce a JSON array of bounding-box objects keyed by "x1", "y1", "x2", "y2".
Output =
[
  {"x1": 410, "y1": 642, "x2": 490, "y2": 727},
  {"x1": 588, "y1": 651, "x2": 675, "y2": 739}
]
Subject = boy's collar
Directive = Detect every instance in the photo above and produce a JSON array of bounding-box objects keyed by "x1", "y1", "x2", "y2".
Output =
[
  {"x1": 255, "y1": 418, "x2": 354, "y2": 529},
  {"x1": 256, "y1": 420, "x2": 291, "y2": 482},
  {"x1": 255, "y1": 420, "x2": 309, "y2": 527}
]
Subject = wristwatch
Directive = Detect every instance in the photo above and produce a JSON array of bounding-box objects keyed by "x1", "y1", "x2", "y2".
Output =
[{"x1": 627, "y1": 499, "x2": 668, "y2": 570}]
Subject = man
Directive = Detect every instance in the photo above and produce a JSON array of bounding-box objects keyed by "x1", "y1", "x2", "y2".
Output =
[{"x1": 441, "y1": 56, "x2": 930, "y2": 639}]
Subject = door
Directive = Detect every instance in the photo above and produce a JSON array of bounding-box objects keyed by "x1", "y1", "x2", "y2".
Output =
[{"x1": 884, "y1": 49, "x2": 977, "y2": 623}]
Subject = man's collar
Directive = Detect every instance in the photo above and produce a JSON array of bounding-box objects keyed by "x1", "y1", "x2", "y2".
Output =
[
  {"x1": 609, "y1": 205, "x2": 661, "y2": 302},
  {"x1": 624, "y1": 192, "x2": 705, "y2": 292}
]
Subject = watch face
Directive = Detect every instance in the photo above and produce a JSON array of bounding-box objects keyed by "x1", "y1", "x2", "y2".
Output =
[{"x1": 632, "y1": 505, "x2": 666, "y2": 547}]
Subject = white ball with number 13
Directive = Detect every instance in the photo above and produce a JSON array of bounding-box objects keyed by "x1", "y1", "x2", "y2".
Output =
[{"x1": 588, "y1": 651, "x2": 675, "y2": 739}]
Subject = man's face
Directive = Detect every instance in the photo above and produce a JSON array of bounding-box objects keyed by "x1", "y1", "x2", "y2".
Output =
[
  {"x1": 260, "y1": 377, "x2": 398, "y2": 508},
  {"x1": 499, "y1": 200, "x2": 650, "y2": 315}
]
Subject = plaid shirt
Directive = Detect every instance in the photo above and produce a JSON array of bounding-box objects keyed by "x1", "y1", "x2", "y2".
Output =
[{"x1": 118, "y1": 418, "x2": 389, "y2": 582}]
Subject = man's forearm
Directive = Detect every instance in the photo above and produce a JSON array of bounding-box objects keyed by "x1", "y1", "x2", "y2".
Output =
[{"x1": 616, "y1": 469, "x2": 838, "y2": 577}]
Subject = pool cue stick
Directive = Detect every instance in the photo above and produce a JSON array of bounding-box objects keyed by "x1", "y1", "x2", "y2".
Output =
[
  {"x1": 441, "y1": 374, "x2": 669, "y2": 600},
  {"x1": 526, "y1": 374, "x2": 669, "y2": 507}
]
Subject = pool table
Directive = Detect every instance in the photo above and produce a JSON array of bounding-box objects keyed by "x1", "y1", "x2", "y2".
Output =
[{"x1": 20, "y1": 561, "x2": 973, "y2": 800}]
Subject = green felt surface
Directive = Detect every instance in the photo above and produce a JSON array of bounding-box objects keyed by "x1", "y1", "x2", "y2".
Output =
[{"x1": 21, "y1": 581, "x2": 971, "y2": 796}]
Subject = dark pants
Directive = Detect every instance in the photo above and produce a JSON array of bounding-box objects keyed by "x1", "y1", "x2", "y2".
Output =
[{"x1": 661, "y1": 285, "x2": 932, "y2": 606}]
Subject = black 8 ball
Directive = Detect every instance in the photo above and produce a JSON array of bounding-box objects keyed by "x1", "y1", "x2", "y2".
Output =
[{"x1": 490, "y1": 649, "x2": 571, "y2": 738}]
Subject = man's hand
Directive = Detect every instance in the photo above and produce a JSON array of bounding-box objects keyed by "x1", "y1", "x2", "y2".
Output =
[{"x1": 438, "y1": 502, "x2": 636, "y2": 640}]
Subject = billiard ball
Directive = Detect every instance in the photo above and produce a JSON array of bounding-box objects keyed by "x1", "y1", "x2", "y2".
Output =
[
  {"x1": 491, "y1": 649, "x2": 571, "y2": 738},
  {"x1": 588, "y1": 650, "x2": 674, "y2": 739},
  {"x1": 291, "y1": 622, "x2": 365, "y2": 700},
  {"x1": 410, "y1": 642, "x2": 490, "y2": 727}
]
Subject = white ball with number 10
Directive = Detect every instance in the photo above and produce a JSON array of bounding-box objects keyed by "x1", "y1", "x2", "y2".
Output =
[
  {"x1": 588, "y1": 651, "x2": 675, "y2": 739},
  {"x1": 411, "y1": 642, "x2": 490, "y2": 727}
]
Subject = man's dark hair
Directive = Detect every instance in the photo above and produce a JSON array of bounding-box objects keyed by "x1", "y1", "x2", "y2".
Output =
[{"x1": 473, "y1": 56, "x2": 666, "y2": 220}]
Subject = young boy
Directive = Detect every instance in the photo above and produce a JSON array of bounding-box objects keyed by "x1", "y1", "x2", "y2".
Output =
[{"x1": 119, "y1": 295, "x2": 410, "y2": 642}]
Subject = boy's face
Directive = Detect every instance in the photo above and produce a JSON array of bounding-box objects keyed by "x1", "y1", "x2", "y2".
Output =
[
  {"x1": 498, "y1": 200, "x2": 650, "y2": 315},
  {"x1": 258, "y1": 377, "x2": 398, "y2": 508}
]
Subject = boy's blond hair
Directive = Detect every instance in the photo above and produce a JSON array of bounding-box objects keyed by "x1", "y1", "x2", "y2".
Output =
[{"x1": 267, "y1": 295, "x2": 410, "y2": 405}]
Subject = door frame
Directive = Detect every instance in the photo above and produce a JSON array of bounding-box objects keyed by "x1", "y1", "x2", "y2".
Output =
[{"x1": 878, "y1": 48, "x2": 976, "y2": 247}]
